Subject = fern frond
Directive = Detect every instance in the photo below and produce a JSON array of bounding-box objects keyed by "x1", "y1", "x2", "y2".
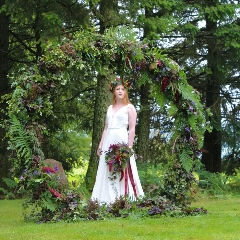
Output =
[
  {"x1": 188, "y1": 114, "x2": 197, "y2": 131},
  {"x1": 180, "y1": 149, "x2": 193, "y2": 173},
  {"x1": 8, "y1": 114, "x2": 32, "y2": 162}
]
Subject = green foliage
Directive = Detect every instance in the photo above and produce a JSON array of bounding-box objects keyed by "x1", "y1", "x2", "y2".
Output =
[
  {"x1": 4, "y1": 26, "x2": 209, "y2": 218},
  {"x1": 204, "y1": 5, "x2": 236, "y2": 22},
  {"x1": 44, "y1": 130, "x2": 91, "y2": 171},
  {"x1": 197, "y1": 170, "x2": 232, "y2": 196},
  {"x1": 180, "y1": 149, "x2": 193, "y2": 173},
  {"x1": 0, "y1": 178, "x2": 18, "y2": 199},
  {"x1": 8, "y1": 114, "x2": 33, "y2": 162},
  {"x1": 19, "y1": 159, "x2": 84, "y2": 222},
  {"x1": 138, "y1": 163, "x2": 165, "y2": 195},
  {"x1": 194, "y1": 162, "x2": 240, "y2": 197},
  {"x1": 227, "y1": 169, "x2": 240, "y2": 192},
  {"x1": 163, "y1": 159, "x2": 197, "y2": 206}
]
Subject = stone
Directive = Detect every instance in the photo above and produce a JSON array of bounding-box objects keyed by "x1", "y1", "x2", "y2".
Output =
[{"x1": 43, "y1": 159, "x2": 69, "y2": 187}]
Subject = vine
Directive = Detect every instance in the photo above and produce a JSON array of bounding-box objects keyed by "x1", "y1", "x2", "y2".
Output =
[{"x1": 4, "y1": 27, "x2": 211, "y2": 221}]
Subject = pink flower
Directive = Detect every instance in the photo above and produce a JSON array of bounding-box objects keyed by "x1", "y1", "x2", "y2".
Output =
[
  {"x1": 49, "y1": 187, "x2": 62, "y2": 198},
  {"x1": 42, "y1": 166, "x2": 56, "y2": 174},
  {"x1": 157, "y1": 60, "x2": 162, "y2": 66}
]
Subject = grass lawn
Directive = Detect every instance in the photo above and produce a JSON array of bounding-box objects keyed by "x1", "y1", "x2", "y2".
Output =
[{"x1": 0, "y1": 196, "x2": 240, "y2": 240}]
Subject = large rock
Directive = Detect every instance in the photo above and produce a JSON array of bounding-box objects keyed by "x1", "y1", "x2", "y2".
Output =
[{"x1": 43, "y1": 159, "x2": 68, "y2": 187}]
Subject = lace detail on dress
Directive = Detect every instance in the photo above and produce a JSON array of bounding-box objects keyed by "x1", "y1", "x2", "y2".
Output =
[{"x1": 107, "y1": 105, "x2": 129, "y2": 129}]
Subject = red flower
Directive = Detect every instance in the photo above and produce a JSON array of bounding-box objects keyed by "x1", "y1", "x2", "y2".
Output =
[
  {"x1": 161, "y1": 77, "x2": 169, "y2": 92},
  {"x1": 116, "y1": 156, "x2": 121, "y2": 162},
  {"x1": 49, "y1": 187, "x2": 62, "y2": 198},
  {"x1": 109, "y1": 144, "x2": 119, "y2": 149},
  {"x1": 42, "y1": 166, "x2": 56, "y2": 174},
  {"x1": 174, "y1": 90, "x2": 180, "y2": 104}
]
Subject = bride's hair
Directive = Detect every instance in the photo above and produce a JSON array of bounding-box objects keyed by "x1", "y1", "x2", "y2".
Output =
[{"x1": 112, "y1": 86, "x2": 131, "y2": 105}]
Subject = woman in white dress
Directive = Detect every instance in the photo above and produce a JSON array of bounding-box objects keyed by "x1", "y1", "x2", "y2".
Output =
[{"x1": 91, "y1": 78, "x2": 144, "y2": 203}]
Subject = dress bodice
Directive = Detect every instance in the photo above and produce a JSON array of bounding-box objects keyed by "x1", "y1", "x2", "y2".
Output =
[{"x1": 107, "y1": 104, "x2": 129, "y2": 129}]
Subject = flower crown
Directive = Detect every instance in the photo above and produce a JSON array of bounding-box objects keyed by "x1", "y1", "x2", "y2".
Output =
[{"x1": 109, "y1": 77, "x2": 131, "y2": 92}]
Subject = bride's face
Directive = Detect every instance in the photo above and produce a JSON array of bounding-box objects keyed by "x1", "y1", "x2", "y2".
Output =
[{"x1": 114, "y1": 84, "x2": 125, "y2": 99}]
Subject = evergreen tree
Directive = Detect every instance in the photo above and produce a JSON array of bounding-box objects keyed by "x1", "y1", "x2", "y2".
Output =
[
  {"x1": 86, "y1": 0, "x2": 125, "y2": 190},
  {"x1": 168, "y1": 0, "x2": 240, "y2": 172},
  {"x1": 0, "y1": 0, "x2": 91, "y2": 187},
  {"x1": 0, "y1": 0, "x2": 11, "y2": 187}
]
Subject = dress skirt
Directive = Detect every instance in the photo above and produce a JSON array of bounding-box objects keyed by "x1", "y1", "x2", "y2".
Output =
[{"x1": 91, "y1": 127, "x2": 144, "y2": 203}]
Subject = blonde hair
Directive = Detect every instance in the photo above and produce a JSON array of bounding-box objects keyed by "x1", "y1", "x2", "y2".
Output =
[{"x1": 112, "y1": 87, "x2": 131, "y2": 105}]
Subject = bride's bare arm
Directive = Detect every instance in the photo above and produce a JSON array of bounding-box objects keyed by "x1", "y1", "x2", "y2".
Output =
[{"x1": 128, "y1": 104, "x2": 137, "y2": 148}]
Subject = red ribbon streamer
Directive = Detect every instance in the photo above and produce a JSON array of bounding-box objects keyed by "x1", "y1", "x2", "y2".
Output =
[{"x1": 121, "y1": 161, "x2": 137, "y2": 198}]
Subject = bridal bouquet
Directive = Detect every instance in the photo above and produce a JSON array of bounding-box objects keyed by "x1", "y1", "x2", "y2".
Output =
[{"x1": 105, "y1": 142, "x2": 134, "y2": 181}]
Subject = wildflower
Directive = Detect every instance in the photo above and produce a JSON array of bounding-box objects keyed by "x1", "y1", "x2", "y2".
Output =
[
  {"x1": 34, "y1": 170, "x2": 39, "y2": 175},
  {"x1": 109, "y1": 144, "x2": 119, "y2": 150},
  {"x1": 189, "y1": 106, "x2": 194, "y2": 112},
  {"x1": 185, "y1": 126, "x2": 190, "y2": 133},
  {"x1": 42, "y1": 166, "x2": 56, "y2": 174},
  {"x1": 161, "y1": 77, "x2": 169, "y2": 92},
  {"x1": 53, "y1": 166, "x2": 59, "y2": 172},
  {"x1": 49, "y1": 187, "x2": 62, "y2": 198},
  {"x1": 20, "y1": 176, "x2": 24, "y2": 180},
  {"x1": 157, "y1": 60, "x2": 162, "y2": 66}
]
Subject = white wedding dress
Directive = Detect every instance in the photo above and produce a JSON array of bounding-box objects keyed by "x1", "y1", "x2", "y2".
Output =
[{"x1": 91, "y1": 104, "x2": 144, "y2": 203}]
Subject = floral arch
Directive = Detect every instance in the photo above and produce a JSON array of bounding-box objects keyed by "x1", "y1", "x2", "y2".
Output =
[{"x1": 6, "y1": 27, "x2": 210, "y2": 221}]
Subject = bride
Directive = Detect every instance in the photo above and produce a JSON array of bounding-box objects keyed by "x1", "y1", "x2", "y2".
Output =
[{"x1": 91, "y1": 77, "x2": 144, "y2": 203}]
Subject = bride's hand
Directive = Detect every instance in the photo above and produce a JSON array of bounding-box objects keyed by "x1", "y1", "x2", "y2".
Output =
[{"x1": 97, "y1": 147, "x2": 102, "y2": 156}]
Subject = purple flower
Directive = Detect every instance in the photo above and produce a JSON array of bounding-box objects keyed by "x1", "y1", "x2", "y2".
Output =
[
  {"x1": 20, "y1": 176, "x2": 24, "y2": 180},
  {"x1": 133, "y1": 51, "x2": 136, "y2": 56},
  {"x1": 57, "y1": 176, "x2": 61, "y2": 181},
  {"x1": 54, "y1": 166, "x2": 59, "y2": 172},
  {"x1": 70, "y1": 202, "x2": 78, "y2": 207},
  {"x1": 189, "y1": 106, "x2": 194, "y2": 112},
  {"x1": 185, "y1": 126, "x2": 190, "y2": 133},
  {"x1": 34, "y1": 170, "x2": 39, "y2": 175}
]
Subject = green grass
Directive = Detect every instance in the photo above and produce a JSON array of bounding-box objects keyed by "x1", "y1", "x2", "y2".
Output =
[{"x1": 0, "y1": 196, "x2": 240, "y2": 240}]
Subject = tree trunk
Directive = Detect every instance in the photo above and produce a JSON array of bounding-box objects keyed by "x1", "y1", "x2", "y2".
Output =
[
  {"x1": 136, "y1": 84, "x2": 151, "y2": 162},
  {"x1": 201, "y1": 13, "x2": 222, "y2": 172},
  {"x1": 85, "y1": 0, "x2": 119, "y2": 191},
  {"x1": 135, "y1": 7, "x2": 153, "y2": 162},
  {"x1": 85, "y1": 75, "x2": 111, "y2": 190},
  {"x1": 0, "y1": 0, "x2": 11, "y2": 188}
]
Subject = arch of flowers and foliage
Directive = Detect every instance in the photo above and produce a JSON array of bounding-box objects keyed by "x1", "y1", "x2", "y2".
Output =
[{"x1": 4, "y1": 27, "x2": 210, "y2": 221}]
